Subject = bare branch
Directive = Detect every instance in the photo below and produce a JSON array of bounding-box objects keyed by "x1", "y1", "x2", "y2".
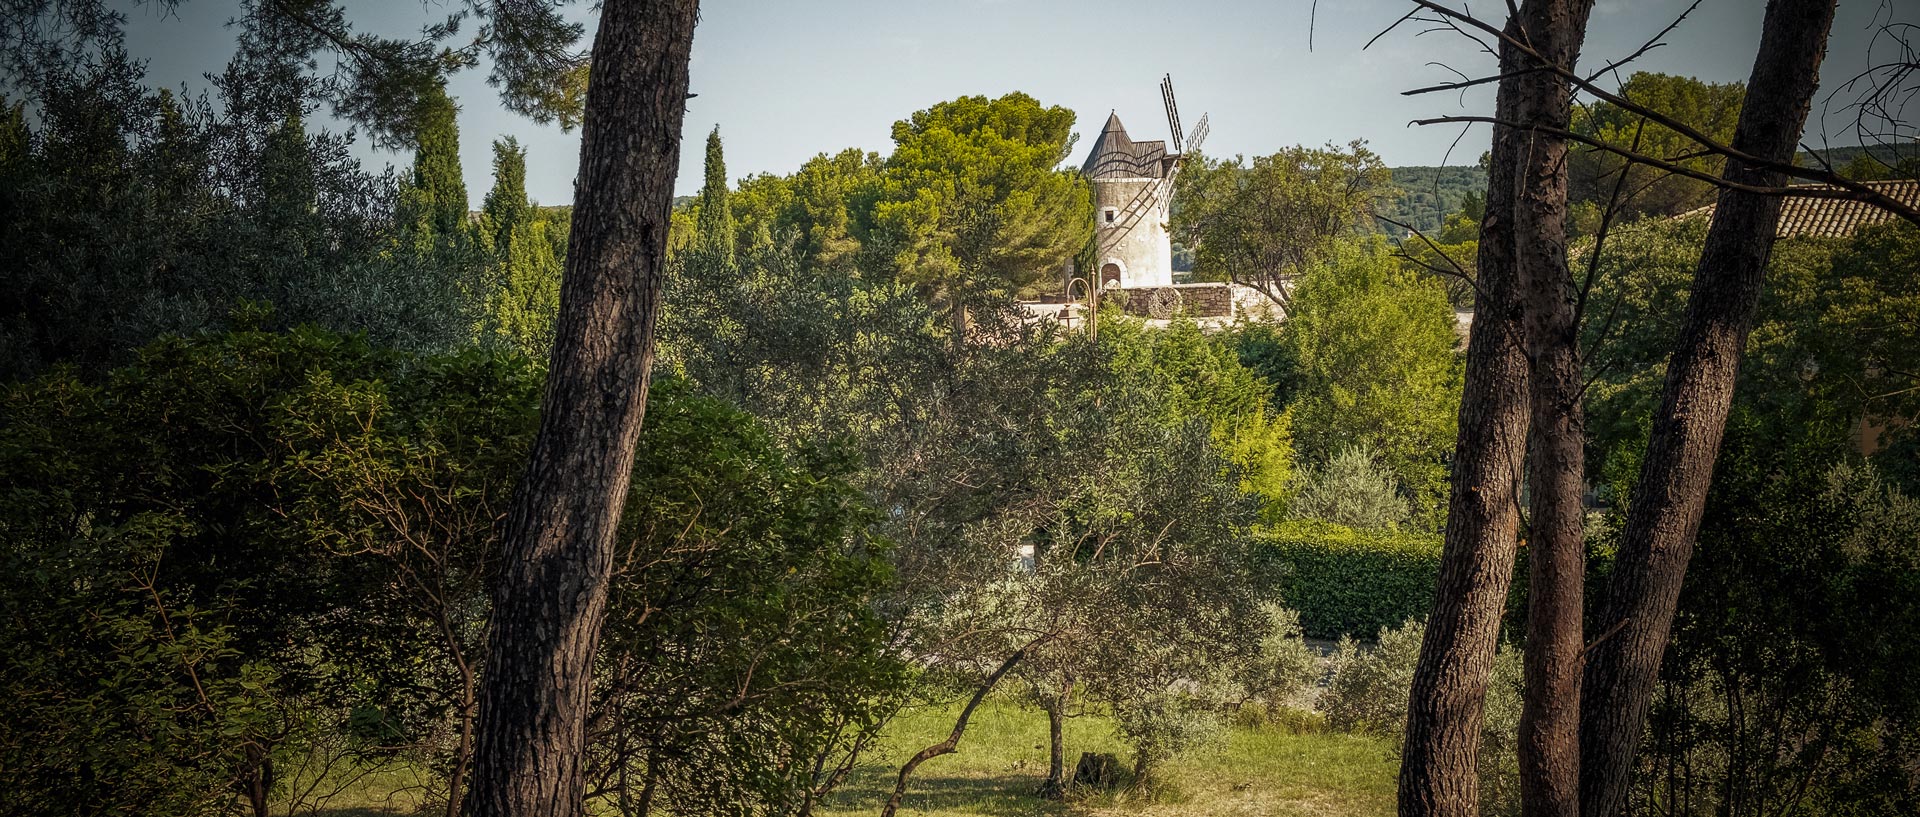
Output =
[{"x1": 1409, "y1": 114, "x2": 1920, "y2": 227}]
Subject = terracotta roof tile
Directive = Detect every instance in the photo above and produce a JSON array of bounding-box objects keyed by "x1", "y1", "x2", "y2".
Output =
[{"x1": 1684, "y1": 179, "x2": 1920, "y2": 238}]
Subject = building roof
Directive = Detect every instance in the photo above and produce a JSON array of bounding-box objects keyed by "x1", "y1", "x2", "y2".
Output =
[
  {"x1": 1080, "y1": 112, "x2": 1169, "y2": 179},
  {"x1": 1680, "y1": 178, "x2": 1920, "y2": 238}
]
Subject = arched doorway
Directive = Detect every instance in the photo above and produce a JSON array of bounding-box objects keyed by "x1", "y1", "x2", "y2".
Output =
[{"x1": 1100, "y1": 262, "x2": 1122, "y2": 288}]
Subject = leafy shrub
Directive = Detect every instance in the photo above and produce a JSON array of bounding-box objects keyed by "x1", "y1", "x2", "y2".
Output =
[
  {"x1": 1233, "y1": 603, "x2": 1322, "y2": 709},
  {"x1": 0, "y1": 328, "x2": 904, "y2": 817},
  {"x1": 1322, "y1": 619, "x2": 1523, "y2": 816},
  {"x1": 1256, "y1": 521, "x2": 1442, "y2": 639},
  {"x1": 1230, "y1": 702, "x2": 1331, "y2": 734},
  {"x1": 1288, "y1": 445, "x2": 1413, "y2": 530},
  {"x1": 1633, "y1": 441, "x2": 1920, "y2": 816}
]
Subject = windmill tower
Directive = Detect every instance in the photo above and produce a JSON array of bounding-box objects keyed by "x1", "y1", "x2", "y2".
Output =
[{"x1": 1080, "y1": 75, "x2": 1209, "y2": 290}]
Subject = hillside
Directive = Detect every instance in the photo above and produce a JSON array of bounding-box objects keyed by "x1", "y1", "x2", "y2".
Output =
[{"x1": 1379, "y1": 165, "x2": 1487, "y2": 235}]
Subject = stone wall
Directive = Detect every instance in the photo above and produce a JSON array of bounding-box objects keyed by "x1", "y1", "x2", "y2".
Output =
[{"x1": 1113, "y1": 283, "x2": 1234, "y2": 319}]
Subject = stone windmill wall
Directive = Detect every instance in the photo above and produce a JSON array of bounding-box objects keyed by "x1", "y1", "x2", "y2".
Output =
[{"x1": 1081, "y1": 112, "x2": 1175, "y2": 289}]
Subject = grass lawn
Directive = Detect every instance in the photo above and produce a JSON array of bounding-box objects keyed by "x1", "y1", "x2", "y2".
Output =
[
  {"x1": 810, "y1": 698, "x2": 1399, "y2": 817},
  {"x1": 299, "y1": 698, "x2": 1397, "y2": 817}
]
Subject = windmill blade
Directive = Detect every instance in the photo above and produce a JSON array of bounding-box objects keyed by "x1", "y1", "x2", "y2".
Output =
[
  {"x1": 1161, "y1": 74, "x2": 1184, "y2": 155},
  {"x1": 1182, "y1": 113, "x2": 1210, "y2": 162},
  {"x1": 1151, "y1": 113, "x2": 1209, "y2": 214}
]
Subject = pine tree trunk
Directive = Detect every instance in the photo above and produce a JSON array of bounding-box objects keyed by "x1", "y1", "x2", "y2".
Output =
[
  {"x1": 1511, "y1": 0, "x2": 1592, "y2": 810},
  {"x1": 463, "y1": 3, "x2": 700, "y2": 817},
  {"x1": 1578, "y1": 3, "x2": 1837, "y2": 816},
  {"x1": 1399, "y1": 3, "x2": 1593, "y2": 815}
]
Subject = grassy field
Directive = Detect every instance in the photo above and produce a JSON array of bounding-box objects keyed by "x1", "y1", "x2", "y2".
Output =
[
  {"x1": 300, "y1": 698, "x2": 1397, "y2": 817},
  {"x1": 810, "y1": 699, "x2": 1398, "y2": 817}
]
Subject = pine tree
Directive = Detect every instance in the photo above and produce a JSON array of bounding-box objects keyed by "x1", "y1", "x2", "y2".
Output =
[{"x1": 695, "y1": 125, "x2": 734, "y2": 264}]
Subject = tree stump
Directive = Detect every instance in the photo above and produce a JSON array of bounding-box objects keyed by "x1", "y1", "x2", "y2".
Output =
[{"x1": 1073, "y1": 752, "x2": 1121, "y2": 790}]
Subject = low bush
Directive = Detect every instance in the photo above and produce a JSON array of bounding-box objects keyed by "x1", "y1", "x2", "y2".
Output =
[
  {"x1": 1323, "y1": 619, "x2": 1523, "y2": 817},
  {"x1": 1255, "y1": 521, "x2": 1442, "y2": 639}
]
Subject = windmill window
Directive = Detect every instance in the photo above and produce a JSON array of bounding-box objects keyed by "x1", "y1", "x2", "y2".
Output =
[{"x1": 1104, "y1": 209, "x2": 1117, "y2": 223}]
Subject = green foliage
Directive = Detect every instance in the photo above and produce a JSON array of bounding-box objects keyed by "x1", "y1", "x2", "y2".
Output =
[
  {"x1": 871, "y1": 92, "x2": 1093, "y2": 304},
  {"x1": 1256, "y1": 521, "x2": 1442, "y2": 640},
  {"x1": 1630, "y1": 431, "x2": 1920, "y2": 816},
  {"x1": 1281, "y1": 239, "x2": 1462, "y2": 523},
  {"x1": 479, "y1": 135, "x2": 531, "y2": 250},
  {"x1": 0, "y1": 326, "x2": 501, "y2": 816},
  {"x1": 1322, "y1": 619, "x2": 1523, "y2": 816},
  {"x1": 1377, "y1": 165, "x2": 1489, "y2": 236},
  {"x1": 0, "y1": 327, "x2": 904, "y2": 816},
  {"x1": 1288, "y1": 445, "x2": 1414, "y2": 531},
  {"x1": 1102, "y1": 319, "x2": 1295, "y2": 515},
  {"x1": 592, "y1": 382, "x2": 906, "y2": 816},
  {"x1": 0, "y1": 45, "x2": 480, "y2": 379},
  {"x1": 1174, "y1": 142, "x2": 1392, "y2": 304},
  {"x1": 397, "y1": 83, "x2": 469, "y2": 240},
  {"x1": 6, "y1": 0, "x2": 588, "y2": 148},
  {"x1": 695, "y1": 125, "x2": 738, "y2": 265},
  {"x1": 1581, "y1": 219, "x2": 1920, "y2": 500},
  {"x1": 727, "y1": 148, "x2": 883, "y2": 270},
  {"x1": 1233, "y1": 603, "x2": 1321, "y2": 710},
  {"x1": 478, "y1": 137, "x2": 564, "y2": 359},
  {"x1": 1569, "y1": 72, "x2": 1745, "y2": 229}
]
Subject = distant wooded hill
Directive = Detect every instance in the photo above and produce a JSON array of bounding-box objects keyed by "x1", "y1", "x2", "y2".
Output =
[
  {"x1": 1798, "y1": 144, "x2": 1920, "y2": 171},
  {"x1": 1374, "y1": 144, "x2": 1917, "y2": 237},
  {"x1": 1380, "y1": 165, "x2": 1487, "y2": 235}
]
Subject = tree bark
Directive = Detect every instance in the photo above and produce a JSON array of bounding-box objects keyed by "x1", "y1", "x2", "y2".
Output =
[
  {"x1": 1040, "y1": 674, "x2": 1072, "y2": 799},
  {"x1": 464, "y1": 3, "x2": 700, "y2": 817},
  {"x1": 1399, "y1": 2, "x2": 1593, "y2": 815},
  {"x1": 880, "y1": 645, "x2": 1033, "y2": 817},
  {"x1": 1512, "y1": 1, "x2": 1592, "y2": 813},
  {"x1": 1578, "y1": 3, "x2": 1837, "y2": 816}
]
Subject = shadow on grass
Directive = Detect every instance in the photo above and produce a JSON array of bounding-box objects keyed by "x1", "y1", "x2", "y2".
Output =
[{"x1": 816, "y1": 769, "x2": 1075, "y2": 817}]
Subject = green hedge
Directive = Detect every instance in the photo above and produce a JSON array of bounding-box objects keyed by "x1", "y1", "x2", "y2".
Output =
[{"x1": 1256, "y1": 521, "x2": 1443, "y2": 640}]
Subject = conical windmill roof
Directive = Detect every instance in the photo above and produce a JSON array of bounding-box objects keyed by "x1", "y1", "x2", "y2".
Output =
[{"x1": 1080, "y1": 112, "x2": 1168, "y2": 179}]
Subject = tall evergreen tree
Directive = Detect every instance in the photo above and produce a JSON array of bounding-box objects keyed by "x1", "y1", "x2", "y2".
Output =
[
  {"x1": 479, "y1": 136, "x2": 561, "y2": 358},
  {"x1": 481, "y1": 137, "x2": 531, "y2": 252},
  {"x1": 399, "y1": 84, "x2": 470, "y2": 240},
  {"x1": 696, "y1": 125, "x2": 734, "y2": 263}
]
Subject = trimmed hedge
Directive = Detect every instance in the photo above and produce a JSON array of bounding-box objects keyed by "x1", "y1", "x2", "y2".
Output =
[{"x1": 1256, "y1": 521, "x2": 1443, "y2": 640}]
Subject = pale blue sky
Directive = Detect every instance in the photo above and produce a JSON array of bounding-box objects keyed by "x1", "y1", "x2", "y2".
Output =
[{"x1": 116, "y1": 0, "x2": 1908, "y2": 204}]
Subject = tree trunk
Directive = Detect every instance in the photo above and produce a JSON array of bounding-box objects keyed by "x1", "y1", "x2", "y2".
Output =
[
  {"x1": 1399, "y1": 3, "x2": 1593, "y2": 816},
  {"x1": 1511, "y1": 0, "x2": 1592, "y2": 812},
  {"x1": 880, "y1": 645, "x2": 1033, "y2": 817},
  {"x1": 464, "y1": 3, "x2": 700, "y2": 817},
  {"x1": 1578, "y1": 3, "x2": 1837, "y2": 816},
  {"x1": 241, "y1": 746, "x2": 272, "y2": 817},
  {"x1": 1040, "y1": 675, "x2": 1072, "y2": 799}
]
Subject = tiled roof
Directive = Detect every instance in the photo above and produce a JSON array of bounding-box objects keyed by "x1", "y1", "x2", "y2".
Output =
[
  {"x1": 1080, "y1": 112, "x2": 1169, "y2": 179},
  {"x1": 1680, "y1": 179, "x2": 1920, "y2": 238}
]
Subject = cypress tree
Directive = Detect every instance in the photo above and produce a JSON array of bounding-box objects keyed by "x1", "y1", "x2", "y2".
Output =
[
  {"x1": 481, "y1": 137, "x2": 531, "y2": 252},
  {"x1": 258, "y1": 113, "x2": 318, "y2": 239},
  {"x1": 400, "y1": 83, "x2": 469, "y2": 239},
  {"x1": 480, "y1": 135, "x2": 560, "y2": 358},
  {"x1": 695, "y1": 125, "x2": 734, "y2": 263},
  {"x1": 391, "y1": 82, "x2": 481, "y2": 351}
]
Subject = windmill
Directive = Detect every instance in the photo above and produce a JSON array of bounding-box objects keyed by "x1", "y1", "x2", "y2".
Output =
[
  {"x1": 1083, "y1": 75, "x2": 1209, "y2": 291},
  {"x1": 1155, "y1": 73, "x2": 1210, "y2": 211}
]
